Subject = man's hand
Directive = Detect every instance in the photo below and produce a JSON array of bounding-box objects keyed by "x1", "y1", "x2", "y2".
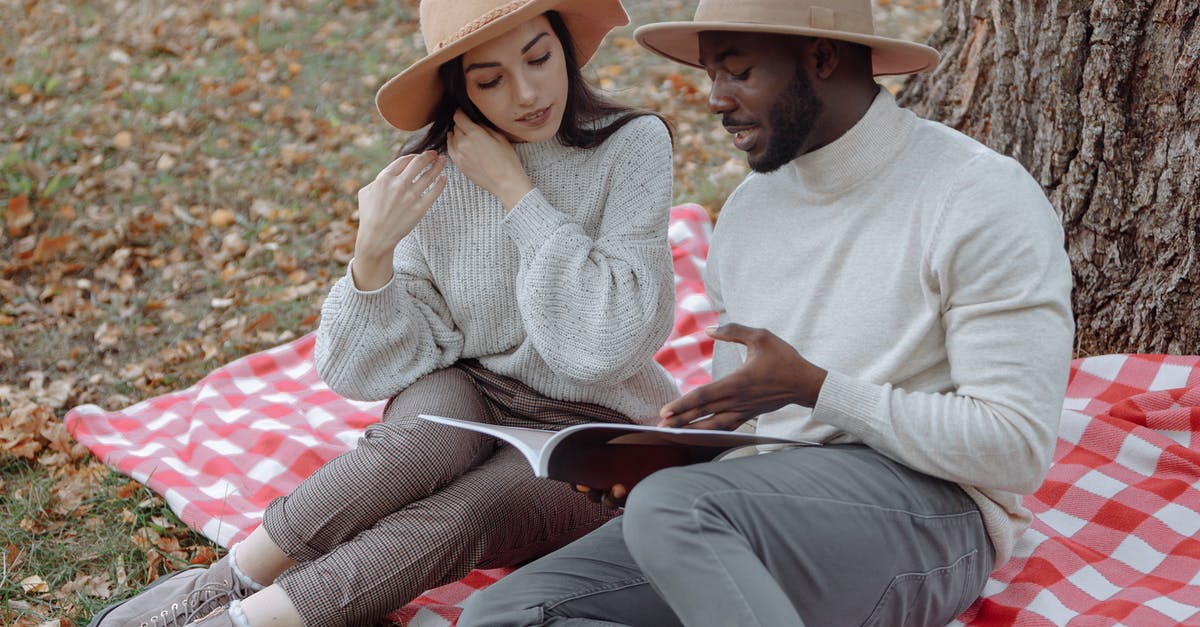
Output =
[{"x1": 659, "y1": 323, "x2": 827, "y2": 429}]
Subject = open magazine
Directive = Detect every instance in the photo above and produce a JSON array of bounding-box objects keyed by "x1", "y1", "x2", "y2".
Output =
[{"x1": 419, "y1": 414, "x2": 817, "y2": 489}]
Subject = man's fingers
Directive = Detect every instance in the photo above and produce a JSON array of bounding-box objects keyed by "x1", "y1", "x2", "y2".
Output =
[
  {"x1": 684, "y1": 411, "x2": 751, "y2": 431},
  {"x1": 660, "y1": 377, "x2": 738, "y2": 421},
  {"x1": 706, "y1": 322, "x2": 756, "y2": 344}
]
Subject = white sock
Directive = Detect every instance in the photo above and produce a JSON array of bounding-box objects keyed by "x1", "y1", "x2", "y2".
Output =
[
  {"x1": 227, "y1": 599, "x2": 252, "y2": 627},
  {"x1": 227, "y1": 544, "x2": 266, "y2": 592}
]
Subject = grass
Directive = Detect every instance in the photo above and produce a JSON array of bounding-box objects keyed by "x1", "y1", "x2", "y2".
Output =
[
  {"x1": 1, "y1": 0, "x2": 940, "y2": 623},
  {"x1": 1, "y1": 458, "x2": 220, "y2": 623}
]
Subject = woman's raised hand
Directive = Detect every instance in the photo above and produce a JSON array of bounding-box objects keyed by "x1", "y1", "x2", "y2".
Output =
[
  {"x1": 351, "y1": 151, "x2": 447, "y2": 291},
  {"x1": 447, "y1": 111, "x2": 533, "y2": 211}
]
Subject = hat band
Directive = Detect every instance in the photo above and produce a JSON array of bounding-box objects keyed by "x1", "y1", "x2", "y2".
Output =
[
  {"x1": 694, "y1": 0, "x2": 874, "y2": 35},
  {"x1": 435, "y1": 0, "x2": 531, "y2": 51}
]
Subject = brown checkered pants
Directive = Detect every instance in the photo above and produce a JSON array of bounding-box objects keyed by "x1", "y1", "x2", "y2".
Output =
[{"x1": 261, "y1": 361, "x2": 633, "y2": 627}]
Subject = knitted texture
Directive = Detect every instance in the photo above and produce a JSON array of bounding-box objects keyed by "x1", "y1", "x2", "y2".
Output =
[
  {"x1": 315, "y1": 115, "x2": 679, "y2": 422},
  {"x1": 706, "y1": 90, "x2": 1075, "y2": 567}
]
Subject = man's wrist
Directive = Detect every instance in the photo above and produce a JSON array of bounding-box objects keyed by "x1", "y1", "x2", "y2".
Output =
[{"x1": 797, "y1": 365, "x2": 828, "y2": 408}]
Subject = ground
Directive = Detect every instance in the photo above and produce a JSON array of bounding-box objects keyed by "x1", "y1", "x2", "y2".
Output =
[{"x1": 0, "y1": 1, "x2": 940, "y2": 622}]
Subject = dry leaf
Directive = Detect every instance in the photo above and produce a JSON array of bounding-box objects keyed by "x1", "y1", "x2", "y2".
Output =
[
  {"x1": 6, "y1": 194, "x2": 34, "y2": 237},
  {"x1": 57, "y1": 573, "x2": 114, "y2": 599},
  {"x1": 94, "y1": 322, "x2": 122, "y2": 348},
  {"x1": 113, "y1": 130, "x2": 133, "y2": 150},
  {"x1": 21, "y1": 575, "x2": 49, "y2": 594},
  {"x1": 209, "y1": 208, "x2": 237, "y2": 228}
]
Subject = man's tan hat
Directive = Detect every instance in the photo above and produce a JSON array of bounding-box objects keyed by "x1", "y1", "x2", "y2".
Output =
[
  {"x1": 634, "y1": 0, "x2": 939, "y2": 76},
  {"x1": 376, "y1": 0, "x2": 628, "y2": 131}
]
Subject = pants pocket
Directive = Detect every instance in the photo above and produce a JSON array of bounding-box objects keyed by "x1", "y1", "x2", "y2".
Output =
[{"x1": 861, "y1": 549, "x2": 979, "y2": 627}]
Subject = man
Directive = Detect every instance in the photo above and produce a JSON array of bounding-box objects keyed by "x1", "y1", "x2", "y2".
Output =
[{"x1": 459, "y1": 0, "x2": 1074, "y2": 625}]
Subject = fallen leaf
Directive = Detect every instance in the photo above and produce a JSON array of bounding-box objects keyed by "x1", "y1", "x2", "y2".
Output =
[
  {"x1": 113, "y1": 130, "x2": 133, "y2": 150},
  {"x1": 21, "y1": 575, "x2": 49, "y2": 594},
  {"x1": 244, "y1": 311, "x2": 275, "y2": 334},
  {"x1": 228, "y1": 78, "x2": 253, "y2": 96},
  {"x1": 156, "y1": 153, "x2": 177, "y2": 171},
  {"x1": 209, "y1": 208, "x2": 237, "y2": 228},
  {"x1": 32, "y1": 233, "x2": 73, "y2": 263},
  {"x1": 94, "y1": 322, "x2": 122, "y2": 348},
  {"x1": 6, "y1": 194, "x2": 33, "y2": 237},
  {"x1": 190, "y1": 545, "x2": 218, "y2": 565},
  {"x1": 58, "y1": 573, "x2": 114, "y2": 599}
]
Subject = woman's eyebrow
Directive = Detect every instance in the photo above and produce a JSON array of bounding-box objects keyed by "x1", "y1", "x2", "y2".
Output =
[
  {"x1": 464, "y1": 32, "x2": 551, "y2": 73},
  {"x1": 520, "y1": 32, "x2": 550, "y2": 54}
]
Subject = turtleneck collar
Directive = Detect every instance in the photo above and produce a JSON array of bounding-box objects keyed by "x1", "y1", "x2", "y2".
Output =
[
  {"x1": 512, "y1": 135, "x2": 574, "y2": 171},
  {"x1": 789, "y1": 88, "x2": 916, "y2": 195}
]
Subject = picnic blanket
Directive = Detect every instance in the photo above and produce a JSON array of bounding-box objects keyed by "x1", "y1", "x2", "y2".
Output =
[{"x1": 65, "y1": 203, "x2": 1200, "y2": 626}]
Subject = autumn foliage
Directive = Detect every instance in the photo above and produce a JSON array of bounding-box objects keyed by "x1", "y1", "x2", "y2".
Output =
[{"x1": 1, "y1": 0, "x2": 938, "y2": 623}]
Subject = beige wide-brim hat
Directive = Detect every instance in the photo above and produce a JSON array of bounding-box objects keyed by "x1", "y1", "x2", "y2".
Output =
[
  {"x1": 634, "y1": 0, "x2": 939, "y2": 77},
  {"x1": 377, "y1": 0, "x2": 628, "y2": 131}
]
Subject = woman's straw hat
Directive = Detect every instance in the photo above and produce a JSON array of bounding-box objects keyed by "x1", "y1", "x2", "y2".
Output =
[
  {"x1": 377, "y1": 0, "x2": 628, "y2": 130},
  {"x1": 634, "y1": 0, "x2": 939, "y2": 77}
]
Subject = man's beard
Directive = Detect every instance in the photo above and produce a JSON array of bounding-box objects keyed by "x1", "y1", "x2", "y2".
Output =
[{"x1": 749, "y1": 68, "x2": 823, "y2": 173}]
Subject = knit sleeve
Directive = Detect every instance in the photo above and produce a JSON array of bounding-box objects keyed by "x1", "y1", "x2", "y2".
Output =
[
  {"x1": 813, "y1": 154, "x2": 1075, "y2": 495},
  {"x1": 313, "y1": 234, "x2": 465, "y2": 401},
  {"x1": 501, "y1": 116, "x2": 675, "y2": 385}
]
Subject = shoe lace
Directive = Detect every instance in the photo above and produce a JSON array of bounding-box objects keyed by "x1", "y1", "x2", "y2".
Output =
[
  {"x1": 142, "y1": 602, "x2": 191, "y2": 627},
  {"x1": 140, "y1": 577, "x2": 251, "y2": 627}
]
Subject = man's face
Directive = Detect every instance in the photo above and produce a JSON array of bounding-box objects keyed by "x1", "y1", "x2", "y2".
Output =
[{"x1": 698, "y1": 32, "x2": 824, "y2": 173}]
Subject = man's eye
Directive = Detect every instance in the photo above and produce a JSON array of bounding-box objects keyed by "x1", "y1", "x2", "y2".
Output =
[{"x1": 730, "y1": 68, "x2": 751, "y2": 80}]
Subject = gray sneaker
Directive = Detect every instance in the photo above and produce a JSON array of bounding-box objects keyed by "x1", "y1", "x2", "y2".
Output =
[{"x1": 88, "y1": 554, "x2": 254, "y2": 627}]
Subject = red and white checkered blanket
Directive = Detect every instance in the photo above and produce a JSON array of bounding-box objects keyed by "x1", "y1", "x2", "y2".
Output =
[{"x1": 66, "y1": 204, "x2": 1200, "y2": 626}]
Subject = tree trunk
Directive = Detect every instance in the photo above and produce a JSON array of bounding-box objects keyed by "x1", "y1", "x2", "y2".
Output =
[{"x1": 898, "y1": 0, "x2": 1199, "y2": 356}]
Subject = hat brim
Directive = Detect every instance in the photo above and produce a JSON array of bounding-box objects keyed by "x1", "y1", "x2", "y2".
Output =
[
  {"x1": 633, "y1": 21, "x2": 940, "y2": 77},
  {"x1": 377, "y1": 0, "x2": 628, "y2": 131}
]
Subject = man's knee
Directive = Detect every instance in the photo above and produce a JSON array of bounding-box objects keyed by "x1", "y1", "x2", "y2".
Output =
[
  {"x1": 457, "y1": 577, "x2": 541, "y2": 627},
  {"x1": 622, "y1": 465, "x2": 716, "y2": 555}
]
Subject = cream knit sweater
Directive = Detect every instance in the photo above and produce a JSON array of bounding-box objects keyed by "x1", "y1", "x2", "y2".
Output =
[
  {"x1": 315, "y1": 115, "x2": 679, "y2": 422},
  {"x1": 707, "y1": 90, "x2": 1075, "y2": 566}
]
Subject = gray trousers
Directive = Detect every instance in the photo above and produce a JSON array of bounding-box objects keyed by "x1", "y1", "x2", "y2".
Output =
[{"x1": 459, "y1": 444, "x2": 993, "y2": 627}]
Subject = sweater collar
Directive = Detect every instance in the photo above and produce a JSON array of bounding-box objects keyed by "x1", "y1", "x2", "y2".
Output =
[
  {"x1": 788, "y1": 88, "x2": 915, "y2": 194},
  {"x1": 513, "y1": 136, "x2": 573, "y2": 170}
]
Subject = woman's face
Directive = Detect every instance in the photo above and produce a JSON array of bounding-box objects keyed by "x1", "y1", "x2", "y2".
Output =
[{"x1": 461, "y1": 15, "x2": 569, "y2": 143}]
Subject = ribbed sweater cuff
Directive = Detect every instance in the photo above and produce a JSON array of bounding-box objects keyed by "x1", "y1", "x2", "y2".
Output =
[
  {"x1": 812, "y1": 370, "x2": 883, "y2": 438},
  {"x1": 503, "y1": 188, "x2": 564, "y2": 252},
  {"x1": 336, "y1": 259, "x2": 405, "y2": 318}
]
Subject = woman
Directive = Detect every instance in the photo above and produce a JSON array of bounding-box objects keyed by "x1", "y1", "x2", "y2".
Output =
[{"x1": 89, "y1": 1, "x2": 677, "y2": 626}]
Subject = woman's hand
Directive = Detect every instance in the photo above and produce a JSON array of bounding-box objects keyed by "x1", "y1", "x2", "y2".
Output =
[
  {"x1": 446, "y1": 111, "x2": 533, "y2": 211},
  {"x1": 575, "y1": 483, "x2": 629, "y2": 509},
  {"x1": 351, "y1": 151, "x2": 447, "y2": 291}
]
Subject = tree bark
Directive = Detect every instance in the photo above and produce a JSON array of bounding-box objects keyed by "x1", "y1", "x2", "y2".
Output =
[{"x1": 898, "y1": 0, "x2": 1199, "y2": 356}]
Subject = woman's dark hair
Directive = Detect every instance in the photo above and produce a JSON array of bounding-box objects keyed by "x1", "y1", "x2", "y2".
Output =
[{"x1": 403, "y1": 11, "x2": 669, "y2": 155}]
